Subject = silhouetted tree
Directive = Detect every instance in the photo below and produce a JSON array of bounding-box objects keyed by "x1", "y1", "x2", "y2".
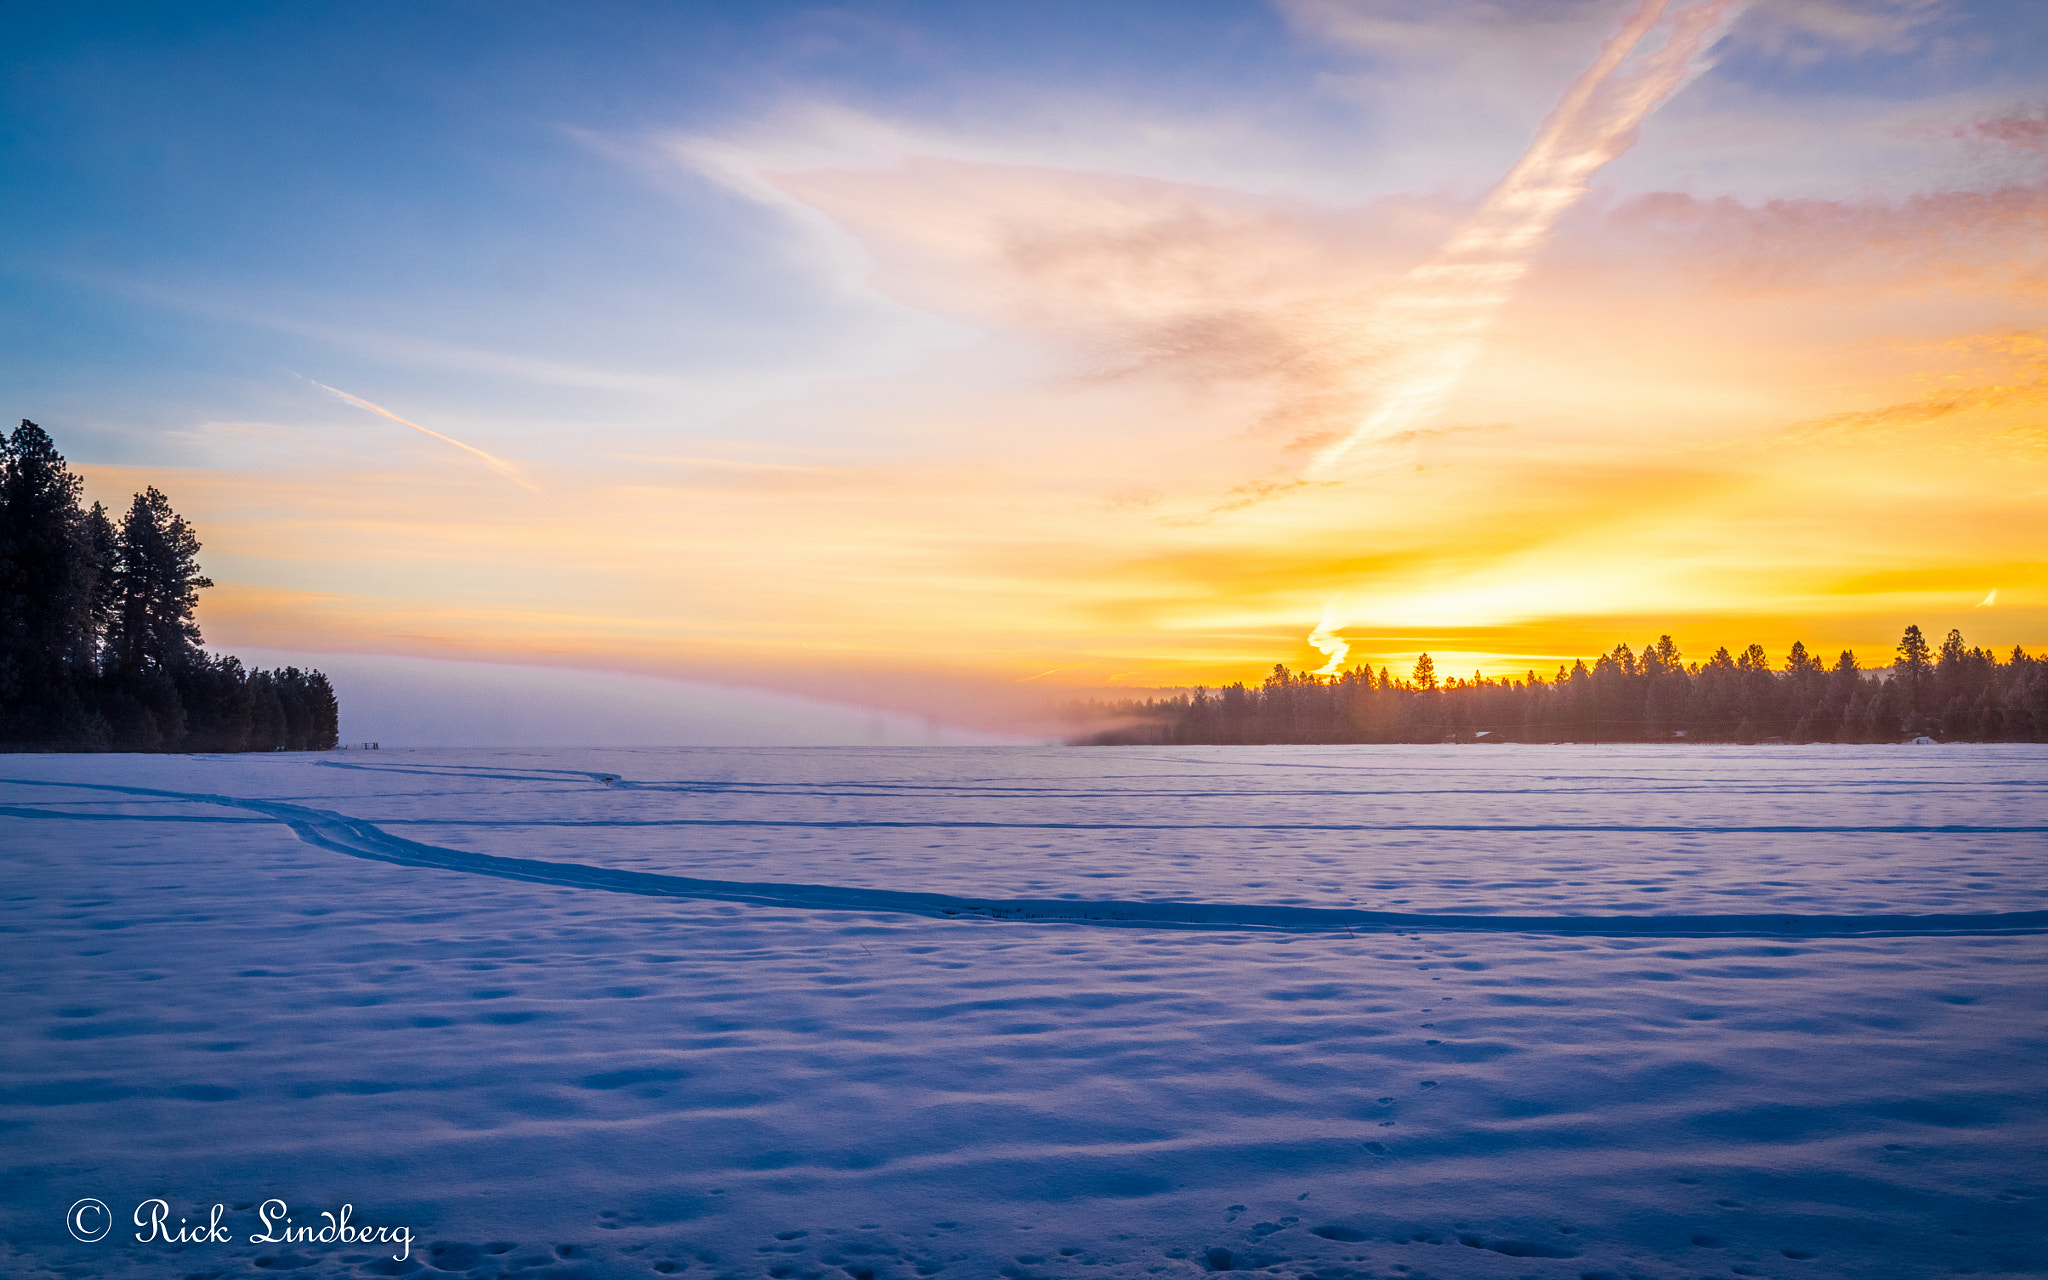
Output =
[
  {"x1": 0, "y1": 422, "x2": 339, "y2": 752},
  {"x1": 0, "y1": 421, "x2": 107, "y2": 743},
  {"x1": 106, "y1": 486, "x2": 213, "y2": 675},
  {"x1": 1895, "y1": 624, "x2": 1933, "y2": 715},
  {"x1": 1066, "y1": 628, "x2": 2042, "y2": 746},
  {"x1": 84, "y1": 501, "x2": 118, "y2": 645}
]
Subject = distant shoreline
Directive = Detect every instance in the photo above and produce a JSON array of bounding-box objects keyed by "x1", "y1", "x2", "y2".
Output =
[{"x1": 1066, "y1": 628, "x2": 2044, "y2": 746}]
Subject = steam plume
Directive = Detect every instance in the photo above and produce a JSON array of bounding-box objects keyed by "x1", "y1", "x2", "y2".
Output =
[
  {"x1": 1307, "y1": 0, "x2": 1742, "y2": 478},
  {"x1": 1308, "y1": 600, "x2": 1351, "y2": 675},
  {"x1": 312, "y1": 380, "x2": 537, "y2": 490}
]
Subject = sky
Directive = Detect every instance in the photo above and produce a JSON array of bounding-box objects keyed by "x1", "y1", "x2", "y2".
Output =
[{"x1": 5, "y1": 0, "x2": 2046, "y2": 739}]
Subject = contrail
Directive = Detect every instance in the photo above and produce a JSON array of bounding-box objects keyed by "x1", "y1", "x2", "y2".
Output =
[
  {"x1": 311, "y1": 380, "x2": 537, "y2": 490},
  {"x1": 1302, "y1": 0, "x2": 1742, "y2": 674},
  {"x1": 1306, "y1": 0, "x2": 1743, "y2": 479}
]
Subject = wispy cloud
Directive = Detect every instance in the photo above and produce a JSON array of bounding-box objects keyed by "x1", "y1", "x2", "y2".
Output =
[
  {"x1": 1967, "y1": 115, "x2": 2048, "y2": 150},
  {"x1": 1737, "y1": 0, "x2": 1950, "y2": 66},
  {"x1": 1595, "y1": 182, "x2": 2048, "y2": 299}
]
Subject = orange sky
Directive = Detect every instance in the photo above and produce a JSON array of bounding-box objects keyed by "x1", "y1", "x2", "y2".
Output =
[
  {"x1": 80, "y1": 282, "x2": 2047, "y2": 725},
  {"x1": 39, "y1": 1, "x2": 2048, "y2": 732}
]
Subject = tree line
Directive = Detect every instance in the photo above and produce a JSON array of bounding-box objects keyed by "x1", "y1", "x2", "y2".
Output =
[
  {"x1": 0, "y1": 420, "x2": 338, "y2": 752},
  {"x1": 1069, "y1": 628, "x2": 2047, "y2": 745}
]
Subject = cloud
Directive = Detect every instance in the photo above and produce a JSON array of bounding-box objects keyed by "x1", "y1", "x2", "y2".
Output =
[
  {"x1": 1281, "y1": 0, "x2": 1628, "y2": 60},
  {"x1": 1594, "y1": 181, "x2": 2048, "y2": 298},
  {"x1": 1281, "y1": 0, "x2": 1689, "y2": 198},
  {"x1": 647, "y1": 75, "x2": 2048, "y2": 524},
  {"x1": 1964, "y1": 113, "x2": 2048, "y2": 150},
  {"x1": 1733, "y1": 0, "x2": 1951, "y2": 66},
  {"x1": 1774, "y1": 361, "x2": 2048, "y2": 452},
  {"x1": 748, "y1": 156, "x2": 1466, "y2": 462},
  {"x1": 763, "y1": 159, "x2": 1424, "y2": 332},
  {"x1": 98, "y1": 8, "x2": 2047, "y2": 721}
]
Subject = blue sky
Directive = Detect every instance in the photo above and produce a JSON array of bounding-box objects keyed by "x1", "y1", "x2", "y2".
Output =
[
  {"x1": 14, "y1": 0, "x2": 2041, "y2": 465},
  {"x1": 6, "y1": 2, "x2": 1343, "y2": 457}
]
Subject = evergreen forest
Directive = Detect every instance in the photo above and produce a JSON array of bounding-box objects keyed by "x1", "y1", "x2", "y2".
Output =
[
  {"x1": 0, "y1": 420, "x2": 338, "y2": 752},
  {"x1": 1072, "y1": 629, "x2": 2048, "y2": 745}
]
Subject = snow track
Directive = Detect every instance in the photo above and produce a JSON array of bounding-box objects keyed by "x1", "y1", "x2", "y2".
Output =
[{"x1": 7, "y1": 772, "x2": 2044, "y2": 937}]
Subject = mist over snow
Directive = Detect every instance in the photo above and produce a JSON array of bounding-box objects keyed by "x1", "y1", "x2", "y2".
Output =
[{"x1": 228, "y1": 652, "x2": 1029, "y2": 747}]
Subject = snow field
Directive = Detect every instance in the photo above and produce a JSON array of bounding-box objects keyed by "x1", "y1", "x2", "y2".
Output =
[{"x1": 2, "y1": 746, "x2": 2045, "y2": 1279}]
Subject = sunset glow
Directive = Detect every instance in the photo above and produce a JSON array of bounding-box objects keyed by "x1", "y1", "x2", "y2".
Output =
[{"x1": 9, "y1": 1, "x2": 2045, "y2": 732}]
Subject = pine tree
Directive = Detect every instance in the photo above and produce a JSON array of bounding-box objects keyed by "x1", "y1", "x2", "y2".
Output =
[
  {"x1": 303, "y1": 669, "x2": 339, "y2": 749},
  {"x1": 107, "y1": 486, "x2": 214, "y2": 675},
  {"x1": 0, "y1": 422, "x2": 342, "y2": 753},
  {"x1": 1827, "y1": 651, "x2": 1861, "y2": 719},
  {"x1": 1784, "y1": 641, "x2": 1822, "y2": 675},
  {"x1": 1896, "y1": 624, "x2": 1932, "y2": 714},
  {"x1": 84, "y1": 501, "x2": 118, "y2": 647},
  {"x1": 0, "y1": 420, "x2": 105, "y2": 741}
]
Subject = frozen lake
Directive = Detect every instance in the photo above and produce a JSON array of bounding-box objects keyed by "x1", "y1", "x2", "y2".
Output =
[{"x1": 3, "y1": 745, "x2": 2045, "y2": 1279}]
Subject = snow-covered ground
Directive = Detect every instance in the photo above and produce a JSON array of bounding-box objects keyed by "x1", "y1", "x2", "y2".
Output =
[{"x1": 2, "y1": 745, "x2": 2044, "y2": 1279}]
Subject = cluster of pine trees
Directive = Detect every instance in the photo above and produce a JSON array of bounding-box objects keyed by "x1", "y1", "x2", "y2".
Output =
[
  {"x1": 1072, "y1": 628, "x2": 2047, "y2": 745},
  {"x1": 0, "y1": 420, "x2": 338, "y2": 752}
]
